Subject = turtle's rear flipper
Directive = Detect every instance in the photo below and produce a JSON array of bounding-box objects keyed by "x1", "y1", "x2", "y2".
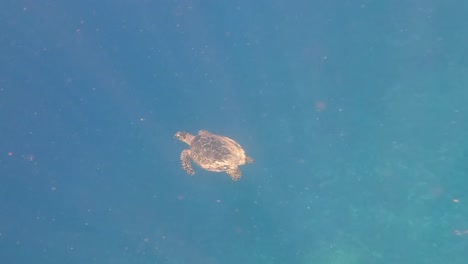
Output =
[{"x1": 227, "y1": 168, "x2": 241, "y2": 181}]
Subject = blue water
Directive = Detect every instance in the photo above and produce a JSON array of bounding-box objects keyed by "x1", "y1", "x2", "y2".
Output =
[{"x1": 1, "y1": 0, "x2": 467, "y2": 263}]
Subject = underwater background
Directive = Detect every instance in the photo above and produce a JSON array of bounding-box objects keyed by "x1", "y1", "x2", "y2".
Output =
[{"x1": 1, "y1": 0, "x2": 468, "y2": 263}]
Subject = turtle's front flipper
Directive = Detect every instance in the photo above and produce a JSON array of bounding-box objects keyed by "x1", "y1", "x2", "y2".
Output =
[
  {"x1": 227, "y1": 168, "x2": 241, "y2": 181},
  {"x1": 198, "y1": 130, "x2": 212, "y2": 135},
  {"x1": 180, "y1": 149, "x2": 194, "y2": 175}
]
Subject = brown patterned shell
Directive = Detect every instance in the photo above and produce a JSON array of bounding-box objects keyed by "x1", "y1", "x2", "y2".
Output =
[{"x1": 190, "y1": 132, "x2": 247, "y2": 172}]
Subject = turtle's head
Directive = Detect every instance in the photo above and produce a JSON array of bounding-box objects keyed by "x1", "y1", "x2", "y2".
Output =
[
  {"x1": 174, "y1": 131, "x2": 193, "y2": 145},
  {"x1": 174, "y1": 131, "x2": 187, "y2": 140}
]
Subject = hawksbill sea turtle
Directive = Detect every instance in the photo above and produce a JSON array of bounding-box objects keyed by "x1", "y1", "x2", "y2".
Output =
[{"x1": 174, "y1": 130, "x2": 254, "y2": 181}]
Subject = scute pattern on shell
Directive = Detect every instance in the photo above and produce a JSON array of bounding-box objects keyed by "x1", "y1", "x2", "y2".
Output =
[{"x1": 190, "y1": 134, "x2": 245, "y2": 172}]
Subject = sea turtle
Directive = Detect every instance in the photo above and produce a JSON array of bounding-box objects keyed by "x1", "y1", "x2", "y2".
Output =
[{"x1": 174, "y1": 130, "x2": 254, "y2": 181}]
